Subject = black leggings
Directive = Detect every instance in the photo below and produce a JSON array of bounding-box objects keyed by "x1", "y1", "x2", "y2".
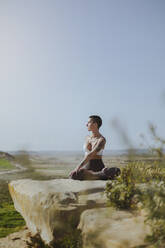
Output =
[
  {"x1": 70, "y1": 159, "x2": 105, "y2": 180},
  {"x1": 83, "y1": 159, "x2": 105, "y2": 171}
]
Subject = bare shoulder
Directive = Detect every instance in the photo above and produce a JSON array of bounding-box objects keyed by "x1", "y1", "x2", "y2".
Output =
[
  {"x1": 99, "y1": 135, "x2": 106, "y2": 143},
  {"x1": 96, "y1": 136, "x2": 106, "y2": 150}
]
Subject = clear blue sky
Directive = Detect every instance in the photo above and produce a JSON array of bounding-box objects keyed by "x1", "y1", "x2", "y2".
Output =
[{"x1": 0, "y1": 0, "x2": 165, "y2": 151}]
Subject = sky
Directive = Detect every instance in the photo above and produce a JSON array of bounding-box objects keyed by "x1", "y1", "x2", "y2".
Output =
[{"x1": 0, "y1": 0, "x2": 165, "y2": 151}]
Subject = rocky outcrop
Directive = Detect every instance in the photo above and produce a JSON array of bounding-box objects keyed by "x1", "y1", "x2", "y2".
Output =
[
  {"x1": 78, "y1": 207, "x2": 150, "y2": 248},
  {"x1": 8, "y1": 179, "x2": 151, "y2": 248},
  {"x1": 8, "y1": 179, "x2": 107, "y2": 245}
]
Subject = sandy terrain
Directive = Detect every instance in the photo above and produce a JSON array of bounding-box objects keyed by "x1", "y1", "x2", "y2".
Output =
[
  {"x1": 0, "y1": 151, "x2": 159, "y2": 181},
  {"x1": 28, "y1": 152, "x2": 158, "y2": 178}
]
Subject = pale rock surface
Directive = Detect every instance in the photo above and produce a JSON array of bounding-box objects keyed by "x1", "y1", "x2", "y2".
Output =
[
  {"x1": 0, "y1": 227, "x2": 30, "y2": 248},
  {"x1": 8, "y1": 179, "x2": 151, "y2": 248},
  {"x1": 78, "y1": 207, "x2": 151, "y2": 248},
  {"x1": 8, "y1": 179, "x2": 107, "y2": 245}
]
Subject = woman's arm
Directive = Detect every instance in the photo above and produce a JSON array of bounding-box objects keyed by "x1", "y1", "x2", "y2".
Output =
[{"x1": 76, "y1": 137, "x2": 106, "y2": 171}]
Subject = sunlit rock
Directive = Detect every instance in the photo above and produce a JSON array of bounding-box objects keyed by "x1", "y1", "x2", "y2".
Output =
[
  {"x1": 8, "y1": 179, "x2": 107, "y2": 245},
  {"x1": 0, "y1": 227, "x2": 30, "y2": 248},
  {"x1": 78, "y1": 207, "x2": 151, "y2": 248}
]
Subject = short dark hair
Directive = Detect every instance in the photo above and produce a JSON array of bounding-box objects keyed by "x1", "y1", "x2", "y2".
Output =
[{"x1": 89, "y1": 115, "x2": 102, "y2": 129}]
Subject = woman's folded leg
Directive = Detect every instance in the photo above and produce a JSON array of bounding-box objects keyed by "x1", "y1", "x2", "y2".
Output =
[
  {"x1": 69, "y1": 168, "x2": 105, "y2": 180},
  {"x1": 69, "y1": 167, "x2": 121, "y2": 180}
]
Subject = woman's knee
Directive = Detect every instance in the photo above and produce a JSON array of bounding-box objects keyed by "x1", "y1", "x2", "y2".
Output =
[
  {"x1": 70, "y1": 169, "x2": 85, "y2": 180},
  {"x1": 70, "y1": 171, "x2": 79, "y2": 180}
]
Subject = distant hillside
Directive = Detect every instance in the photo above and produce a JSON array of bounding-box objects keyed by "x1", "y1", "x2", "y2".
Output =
[{"x1": 0, "y1": 151, "x2": 15, "y2": 161}]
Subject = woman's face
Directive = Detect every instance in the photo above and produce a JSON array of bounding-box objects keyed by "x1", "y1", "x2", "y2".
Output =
[{"x1": 86, "y1": 118, "x2": 95, "y2": 131}]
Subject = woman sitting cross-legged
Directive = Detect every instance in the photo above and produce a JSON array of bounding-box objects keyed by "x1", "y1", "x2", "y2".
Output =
[{"x1": 69, "y1": 115, "x2": 120, "y2": 180}]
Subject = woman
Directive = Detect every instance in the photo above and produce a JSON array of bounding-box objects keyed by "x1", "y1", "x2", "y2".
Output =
[{"x1": 69, "y1": 115, "x2": 120, "y2": 180}]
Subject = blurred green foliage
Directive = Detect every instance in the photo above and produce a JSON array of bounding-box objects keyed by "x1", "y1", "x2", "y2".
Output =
[
  {"x1": 105, "y1": 164, "x2": 139, "y2": 209},
  {"x1": 26, "y1": 230, "x2": 82, "y2": 248},
  {"x1": 0, "y1": 202, "x2": 25, "y2": 238},
  {"x1": 141, "y1": 182, "x2": 165, "y2": 247},
  {"x1": 14, "y1": 150, "x2": 31, "y2": 167},
  {"x1": 0, "y1": 159, "x2": 15, "y2": 170},
  {"x1": 105, "y1": 123, "x2": 165, "y2": 247}
]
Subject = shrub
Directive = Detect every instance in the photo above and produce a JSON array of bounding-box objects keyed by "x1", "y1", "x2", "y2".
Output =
[
  {"x1": 140, "y1": 181, "x2": 165, "y2": 247},
  {"x1": 105, "y1": 164, "x2": 140, "y2": 209}
]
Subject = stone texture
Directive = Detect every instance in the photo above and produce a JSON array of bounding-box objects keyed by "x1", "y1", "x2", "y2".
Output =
[
  {"x1": 8, "y1": 179, "x2": 107, "y2": 245},
  {"x1": 78, "y1": 207, "x2": 151, "y2": 248},
  {"x1": 8, "y1": 179, "x2": 151, "y2": 248},
  {"x1": 0, "y1": 226, "x2": 30, "y2": 248}
]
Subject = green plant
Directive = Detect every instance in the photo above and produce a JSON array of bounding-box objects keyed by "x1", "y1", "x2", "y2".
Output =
[
  {"x1": 105, "y1": 157, "x2": 165, "y2": 210},
  {"x1": 26, "y1": 230, "x2": 82, "y2": 248},
  {"x1": 0, "y1": 158, "x2": 15, "y2": 170},
  {"x1": 105, "y1": 164, "x2": 140, "y2": 209},
  {"x1": 0, "y1": 202, "x2": 25, "y2": 238},
  {"x1": 106, "y1": 122, "x2": 165, "y2": 247},
  {"x1": 139, "y1": 181, "x2": 165, "y2": 248}
]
